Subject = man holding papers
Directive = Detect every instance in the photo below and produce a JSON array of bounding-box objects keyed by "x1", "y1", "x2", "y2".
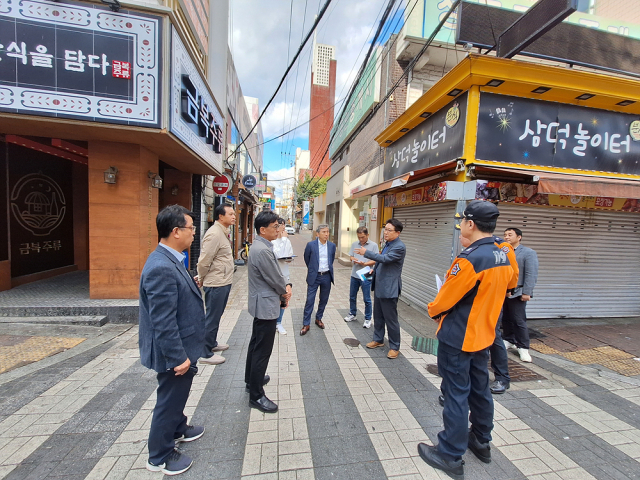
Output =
[
  {"x1": 344, "y1": 227, "x2": 378, "y2": 328},
  {"x1": 355, "y1": 219, "x2": 406, "y2": 359}
]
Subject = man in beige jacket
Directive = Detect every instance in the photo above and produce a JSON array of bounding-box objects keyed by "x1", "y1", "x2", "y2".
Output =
[{"x1": 196, "y1": 204, "x2": 236, "y2": 365}]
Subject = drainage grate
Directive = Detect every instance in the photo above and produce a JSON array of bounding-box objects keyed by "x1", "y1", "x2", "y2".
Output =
[
  {"x1": 412, "y1": 336, "x2": 439, "y2": 355},
  {"x1": 425, "y1": 364, "x2": 440, "y2": 376},
  {"x1": 343, "y1": 338, "x2": 361, "y2": 347}
]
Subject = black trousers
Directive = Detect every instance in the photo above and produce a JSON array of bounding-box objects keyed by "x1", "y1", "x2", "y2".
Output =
[
  {"x1": 203, "y1": 284, "x2": 232, "y2": 355},
  {"x1": 148, "y1": 367, "x2": 196, "y2": 464},
  {"x1": 245, "y1": 318, "x2": 277, "y2": 401},
  {"x1": 502, "y1": 296, "x2": 530, "y2": 349},
  {"x1": 373, "y1": 296, "x2": 400, "y2": 350},
  {"x1": 489, "y1": 313, "x2": 510, "y2": 384}
]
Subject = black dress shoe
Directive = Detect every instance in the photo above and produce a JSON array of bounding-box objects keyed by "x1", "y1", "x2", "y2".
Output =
[
  {"x1": 438, "y1": 395, "x2": 445, "y2": 407},
  {"x1": 249, "y1": 395, "x2": 278, "y2": 413},
  {"x1": 417, "y1": 443, "x2": 464, "y2": 480},
  {"x1": 468, "y1": 430, "x2": 491, "y2": 463},
  {"x1": 245, "y1": 375, "x2": 271, "y2": 391},
  {"x1": 490, "y1": 380, "x2": 509, "y2": 394}
]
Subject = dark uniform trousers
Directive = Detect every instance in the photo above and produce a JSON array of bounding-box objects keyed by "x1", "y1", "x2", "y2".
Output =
[
  {"x1": 489, "y1": 313, "x2": 510, "y2": 385},
  {"x1": 502, "y1": 296, "x2": 530, "y2": 349},
  {"x1": 437, "y1": 342, "x2": 493, "y2": 461},
  {"x1": 148, "y1": 367, "x2": 196, "y2": 464},
  {"x1": 373, "y1": 297, "x2": 401, "y2": 351},
  {"x1": 245, "y1": 318, "x2": 277, "y2": 401}
]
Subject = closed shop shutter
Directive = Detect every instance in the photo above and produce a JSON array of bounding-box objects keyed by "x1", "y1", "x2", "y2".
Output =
[
  {"x1": 496, "y1": 204, "x2": 640, "y2": 318},
  {"x1": 393, "y1": 202, "x2": 457, "y2": 313}
]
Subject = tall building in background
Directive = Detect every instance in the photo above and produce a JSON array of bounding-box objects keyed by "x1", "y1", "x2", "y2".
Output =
[{"x1": 309, "y1": 42, "x2": 336, "y2": 178}]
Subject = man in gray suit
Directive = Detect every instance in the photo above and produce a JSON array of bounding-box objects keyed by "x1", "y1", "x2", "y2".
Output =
[
  {"x1": 502, "y1": 227, "x2": 539, "y2": 363},
  {"x1": 245, "y1": 210, "x2": 292, "y2": 413},
  {"x1": 355, "y1": 218, "x2": 406, "y2": 359},
  {"x1": 139, "y1": 205, "x2": 205, "y2": 476}
]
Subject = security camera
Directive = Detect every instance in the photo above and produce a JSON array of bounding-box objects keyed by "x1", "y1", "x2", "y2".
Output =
[{"x1": 463, "y1": 42, "x2": 473, "y2": 52}]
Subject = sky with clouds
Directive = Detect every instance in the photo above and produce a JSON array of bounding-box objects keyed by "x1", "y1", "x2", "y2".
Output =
[{"x1": 229, "y1": 0, "x2": 393, "y2": 198}]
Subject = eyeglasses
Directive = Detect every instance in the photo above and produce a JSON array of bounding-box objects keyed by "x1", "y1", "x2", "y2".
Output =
[
  {"x1": 178, "y1": 225, "x2": 196, "y2": 232},
  {"x1": 384, "y1": 228, "x2": 397, "y2": 232}
]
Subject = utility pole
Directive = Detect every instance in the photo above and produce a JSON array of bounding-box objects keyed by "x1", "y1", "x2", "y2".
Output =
[{"x1": 292, "y1": 155, "x2": 298, "y2": 227}]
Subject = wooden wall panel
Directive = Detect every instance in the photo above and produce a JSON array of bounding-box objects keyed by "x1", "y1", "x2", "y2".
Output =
[
  {"x1": 88, "y1": 141, "x2": 158, "y2": 299},
  {"x1": 0, "y1": 261, "x2": 10, "y2": 292}
]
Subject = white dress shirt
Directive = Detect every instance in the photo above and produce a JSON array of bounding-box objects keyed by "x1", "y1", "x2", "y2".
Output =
[{"x1": 318, "y1": 239, "x2": 329, "y2": 272}]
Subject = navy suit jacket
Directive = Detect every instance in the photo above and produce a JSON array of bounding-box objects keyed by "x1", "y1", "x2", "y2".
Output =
[
  {"x1": 304, "y1": 239, "x2": 336, "y2": 285},
  {"x1": 139, "y1": 245, "x2": 205, "y2": 373}
]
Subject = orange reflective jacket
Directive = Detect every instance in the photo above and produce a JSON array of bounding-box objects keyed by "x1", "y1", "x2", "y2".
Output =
[
  {"x1": 494, "y1": 236, "x2": 519, "y2": 293},
  {"x1": 428, "y1": 236, "x2": 513, "y2": 352}
]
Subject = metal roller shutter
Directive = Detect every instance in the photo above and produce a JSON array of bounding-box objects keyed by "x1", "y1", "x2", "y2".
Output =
[
  {"x1": 393, "y1": 202, "x2": 457, "y2": 313},
  {"x1": 496, "y1": 204, "x2": 640, "y2": 318}
]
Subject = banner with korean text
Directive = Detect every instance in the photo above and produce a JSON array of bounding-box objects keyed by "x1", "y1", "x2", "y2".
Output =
[
  {"x1": 476, "y1": 93, "x2": 640, "y2": 175},
  {"x1": 0, "y1": 0, "x2": 162, "y2": 127},
  {"x1": 383, "y1": 93, "x2": 467, "y2": 180}
]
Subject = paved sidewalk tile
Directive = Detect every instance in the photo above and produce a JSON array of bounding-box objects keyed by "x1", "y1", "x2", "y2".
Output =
[{"x1": 2, "y1": 242, "x2": 640, "y2": 480}]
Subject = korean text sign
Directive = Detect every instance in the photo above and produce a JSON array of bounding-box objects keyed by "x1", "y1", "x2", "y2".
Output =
[
  {"x1": 0, "y1": 1, "x2": 161, "y2": 127},
  {"x1": 476, "y1": 93, "x2": 640, "y2": 175},
  {"x1": 383, "y1": 93, "x2": 467, "y2": 180}
]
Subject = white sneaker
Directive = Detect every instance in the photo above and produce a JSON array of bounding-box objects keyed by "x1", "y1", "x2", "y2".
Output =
[
  {"x1": 200, "y1": 354, "x2": 226, "y2": 365},
  {"x1": 518, "y1": 348, "x2": 532, "y2": 363},
  {"x1": 344, "y1": 314, "x2": 356, "y2": 322},
  {"x1": 503, "y1": 339, "x2": 517, "y2": 351},
  {"x1": 363, "y1": 320, "x2": 372, "y2": 329},
  {"x1": 276, "y1": 324, "x2": 287, "y2": 335}
]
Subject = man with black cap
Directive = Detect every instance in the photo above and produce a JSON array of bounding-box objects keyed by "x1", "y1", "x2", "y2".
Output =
[{"x1": 418, "y1": 200, "x2": 513, "y2": 479}]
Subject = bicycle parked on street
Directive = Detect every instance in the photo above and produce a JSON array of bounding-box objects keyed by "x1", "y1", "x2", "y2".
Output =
[{"x1": 240, "y1": 239, "x2": 251, "y2": 261}]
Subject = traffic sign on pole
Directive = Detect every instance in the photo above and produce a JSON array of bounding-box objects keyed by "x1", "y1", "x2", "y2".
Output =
[{"x1": 212, "y1": 175, "x2": 231, "y2": 195}]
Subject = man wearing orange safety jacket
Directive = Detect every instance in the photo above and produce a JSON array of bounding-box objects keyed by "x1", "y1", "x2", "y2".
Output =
[
  {"x1": 418, "y1": 200, "x2": 513, "y2": 480},
  {"x1": 437, "y1": 225, "x2": 519, "y2": 406}
]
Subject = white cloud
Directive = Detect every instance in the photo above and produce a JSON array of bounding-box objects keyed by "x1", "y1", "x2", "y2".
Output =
[
  {"x1": 230, "y1": 0, "x2": 384, "y2": 143},
  {"x1": 265, "y1": 166, "x2": 295, "y2": 200},
  {"x1": 260, "y1": 101, "x2": 310, "y2": 140}
]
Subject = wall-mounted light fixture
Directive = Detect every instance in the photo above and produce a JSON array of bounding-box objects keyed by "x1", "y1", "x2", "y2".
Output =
[
  {"x1": 104, "y1": 166, "x2": 118, "y2": 184},
  {"x1": 148, "y1": 171, "x2": 163, "y2": 189},
  {"x1": 171, "y1": 185, "x2": 179, "y2": 196},
  {"x1": 448, "y1": 88, "x2": 463, "y2": 97},
  {"x1": 100, "y1": 0, "x2": 121, "y2": 12},
  {"x1": 617, "y1": 100, "x2": 635, "y2": 107},
  {"x1": 532, "y1": 86, "x2": 551, "y2": 94},
  {"x1": 576, "y1": 93, "x2": 595, "y2": 101},
  {"x1": 420, "y1": 112, "x2": 432, "y2": 118}
]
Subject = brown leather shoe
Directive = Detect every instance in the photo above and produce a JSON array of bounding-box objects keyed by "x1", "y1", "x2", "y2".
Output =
[
  {"x1": 315, "y1": 319, "x2": 325, "y2": 329},
  {"x1": 366, "y1": 341, "x2": 384, "y2": 349},
  {"x1": 300, "y1": 325, "x2": 310, "y2": 336},
  {"x1": 387, "y1": 349, "x2": 400, "y2": 359}
]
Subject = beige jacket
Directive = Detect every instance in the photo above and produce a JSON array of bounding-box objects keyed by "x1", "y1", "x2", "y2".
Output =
[{"x1": 197, "y1": 222, "x2": 234, "y2": 287}]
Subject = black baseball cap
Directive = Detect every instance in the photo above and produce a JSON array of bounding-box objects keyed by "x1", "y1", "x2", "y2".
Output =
[{"x1": 454, "y1": 200, "x2": 500, "y2": 222}]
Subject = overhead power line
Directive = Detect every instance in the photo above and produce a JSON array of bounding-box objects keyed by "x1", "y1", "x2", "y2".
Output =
[
  {"x1": 227, "y1": 0, "x2": 335, "y2": 164},
  {"x1": 303, "y1": 0, "x2": 460, "y2": 193}
]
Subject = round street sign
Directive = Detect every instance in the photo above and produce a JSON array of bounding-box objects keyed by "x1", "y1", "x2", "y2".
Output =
[
  {"x1": 242, "y1": 174, "x2": 257, "y2": 189},
  {"x1": 212, "y1": 175, "x2": 231, "y2": 195}
]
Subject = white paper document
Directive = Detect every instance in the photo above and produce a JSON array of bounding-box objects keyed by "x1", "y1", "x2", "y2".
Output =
[
  {"x1": 357, "y1": 266, "x2": 372, "y2": 282},
  {"x1": 436, "y1": 274, "x2": 443, "y2": 292}
]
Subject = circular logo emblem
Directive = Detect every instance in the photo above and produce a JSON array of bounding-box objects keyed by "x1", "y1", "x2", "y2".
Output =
[
  {"x1": 242, "y1": 175, "x2": 257, "y2": 189},
  {"x1": 445, "y1": 102, "x2": 460, "y2": 128},
  {"x1": 630, "y1": 120, "x2": 640, "y2": 141},
  {"x1": 401, "y1": 193, "x2": 407, "y2": 203},
  {"x1": 11, "y1": 173, "x2": 66, "y2": 236},
  {"x1": 570, "y1": 195, "x2": 582, "y2": 205}
]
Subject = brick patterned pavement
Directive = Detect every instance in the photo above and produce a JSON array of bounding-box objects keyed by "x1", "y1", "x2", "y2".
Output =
[{"x1": 0, "y1": 231, "x2": 639, "y2": 479}]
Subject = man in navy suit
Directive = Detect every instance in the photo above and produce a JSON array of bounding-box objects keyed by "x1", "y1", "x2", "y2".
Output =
[
  {"x1": 139, "y1": 205, "x2": 206, "y2": 476},
  {"x1": 300, "y1": 224, "x2": 336, "y2": 335}
]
